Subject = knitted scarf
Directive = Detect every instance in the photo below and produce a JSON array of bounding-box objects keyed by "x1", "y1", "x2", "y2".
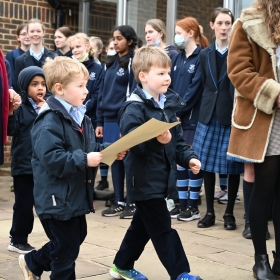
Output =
[{"x1": 0, "y1": 50, "x2": 10, "y2": 144}]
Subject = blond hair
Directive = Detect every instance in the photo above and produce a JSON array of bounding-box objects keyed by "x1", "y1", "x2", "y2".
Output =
[
  {"x1": 43, "y1": 56, "x2": 89, "y2": 94},
  {"x1": 132, "y1": 45, "x2": 171, "y2": 84},
  {"x1": 145, "y1": 19, "x2": 166, "y2": 43},
  {"x1": 67, "y1": 32, "x2": 95, "y2": 58},
  {"x1": 89, "y1": 36, "x2": 103, "y2": 50}
]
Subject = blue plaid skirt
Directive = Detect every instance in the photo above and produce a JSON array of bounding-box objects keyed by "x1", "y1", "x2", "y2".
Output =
[{"x1": 192, "y1": 114, "x2": 244, "y2": 174}]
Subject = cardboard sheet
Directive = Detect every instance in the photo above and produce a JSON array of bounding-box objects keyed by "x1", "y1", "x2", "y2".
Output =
[{"x1": 101, "y1": 118, "x2": 180, "y2": 165}]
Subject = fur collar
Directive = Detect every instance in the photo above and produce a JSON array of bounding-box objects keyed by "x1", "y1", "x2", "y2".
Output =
[
  {"x1": 240, "y1": 7, "x2": 276, "y2": 54},
  {"x1": 240, "y1": 7, "x2": 277, "y2": 81}
]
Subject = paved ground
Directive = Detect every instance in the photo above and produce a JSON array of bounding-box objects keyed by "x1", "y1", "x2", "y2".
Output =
[{"x1": 0, "y1": 172, "x2": 275, "y2": 280}]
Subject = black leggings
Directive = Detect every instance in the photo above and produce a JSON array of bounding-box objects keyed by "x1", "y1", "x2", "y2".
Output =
[
  {"x1": 250, "y1": 155, "x2": 280, "y2": 255},
  {"x1": 203, "y1": 171, "x2": 240, "y2": 215}
]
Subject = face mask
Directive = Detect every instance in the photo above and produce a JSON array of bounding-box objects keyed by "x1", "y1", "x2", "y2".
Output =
[
  {"x1": 107, "y1": 50, "x2": 117, "y2": 56},
  {"x1": 72, "y1": 51, "x2": 88, "y2": 62},
  {"x1": 152, "y1": 39, "x2": 161, "y2": 47},
  {"x1": 174, "y1": 34, "x2": 188, "y2": 48}
]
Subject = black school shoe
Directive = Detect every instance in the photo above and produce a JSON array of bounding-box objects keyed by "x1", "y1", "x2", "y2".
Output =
[
  {"x1": 243, "y1": 224, "x2": 271, "y2": 240},
  {"x1": 95, "y1": 180, "x2": 109, "y2": 190},
  {"x1": 223, "y1": 213, "x2": 236, "y2": 230},
  {"x1": 197, "y1": 213, "x2": 215, "y2": 228}
]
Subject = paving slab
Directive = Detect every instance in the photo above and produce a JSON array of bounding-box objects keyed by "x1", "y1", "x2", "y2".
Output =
[{"x1": 0, "y1": 174, "x2": 271, "y2": 280}]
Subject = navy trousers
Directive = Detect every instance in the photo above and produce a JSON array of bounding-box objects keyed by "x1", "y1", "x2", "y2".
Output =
[
  {"x1": 25, "y1": 215, "x2": 87, "y2": 280},
  {"x1": 10, "y1": 174, "x2": 34, "y2": 244},
  {"x1": 113, "y1": 198, "x2": 190, "y2": 280}
]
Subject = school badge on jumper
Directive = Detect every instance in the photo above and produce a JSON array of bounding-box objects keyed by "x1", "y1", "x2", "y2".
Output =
[
  {"x1": 116, "y1": 68, "x2": 125, "y2": 76},
  {"x1": 187, "y1": 64, "x2": 195, "y2": 73},
  {"x1": 89, "y1": 72, "x2": 96, "y2": 80}
]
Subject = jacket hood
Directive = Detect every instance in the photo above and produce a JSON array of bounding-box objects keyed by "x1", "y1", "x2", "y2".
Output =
[{"x1": 118, "y1": 85, "x2": 184, "y2": 122}]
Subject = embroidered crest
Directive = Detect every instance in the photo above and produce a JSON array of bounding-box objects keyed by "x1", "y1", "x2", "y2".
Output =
[
  {"x1": 89, "y1": 72, "x2": 96, "y2": 80},
  {"x1": 116, "y1": 68, "x2": 125, "y2": 76},
  {"x1": 187, "y1": 64, "x2": 195, "y2": 73}
]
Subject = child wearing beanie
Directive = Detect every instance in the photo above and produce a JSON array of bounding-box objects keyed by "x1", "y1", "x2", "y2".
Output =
[{"x1": 7, "y1": 66, "x2": 46, "y2": 254}]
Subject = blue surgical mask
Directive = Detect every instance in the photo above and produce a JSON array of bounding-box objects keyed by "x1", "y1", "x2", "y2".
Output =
[
  {"x1": 153, "y1": 39, "x2": 161, "y2": 47},
  {"x1": 107, "y1": 50, "x2": 117, "y2": 56},
  {"x1": 174, "y1": 34, "x2": 188, "y2": 48}
]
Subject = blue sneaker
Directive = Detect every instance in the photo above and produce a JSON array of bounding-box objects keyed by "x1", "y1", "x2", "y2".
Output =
[
  {"x1": 109, "y1": 264, "x2": 148, "y2": 279},
  {"x1": 176, "y1": 272, "x2": 202, "y2": 280}
]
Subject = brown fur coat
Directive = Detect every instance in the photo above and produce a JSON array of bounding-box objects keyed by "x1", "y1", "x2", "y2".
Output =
[{"x1": 227, "y1": 7, "x2": 280, "y2": 162}]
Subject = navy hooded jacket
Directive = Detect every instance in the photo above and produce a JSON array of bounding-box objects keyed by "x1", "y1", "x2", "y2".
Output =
[
  {"x1": 170, "y1": 46, "x2": 203, "y2": 130},
  {"x1": 30, "y1": 96, "x2": 109, "y2": 220},
  {"x1": 118, "y1": 86, "x2": 198, "y2": 201},
  {"x1": 82, "y1": 57, "x2": 104, "y2": 127},
  {"x1": 96, "y1": 54, "x2": 137, "y2": 126},
  {"x1": 8, "y1": 66, "x2": 45, "y2": 176}
]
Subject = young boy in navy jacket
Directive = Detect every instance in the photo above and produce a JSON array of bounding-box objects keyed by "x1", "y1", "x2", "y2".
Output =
[
  {"x1": 18, "y1": 56, "x2": 126, "y2": 280},
  {"x1": 8, "y1": 66, "x2": 46, "y2": 254},
  {"x1": 109, "y1": 46, "x2": 202, "y2": 280}
]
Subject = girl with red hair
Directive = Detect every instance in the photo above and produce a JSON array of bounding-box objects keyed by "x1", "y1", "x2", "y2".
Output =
[{"x1": 169, "y1": 17, "x2": 208, "y2": 222}]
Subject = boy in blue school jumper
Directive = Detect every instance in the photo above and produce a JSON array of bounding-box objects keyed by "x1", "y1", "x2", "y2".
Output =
[
  {"x1": 18, "y1": 56, "x2": 126, "y2": 280},
  {"x1": 8, "y1": 66, "x2": 46, "y2": 254},
  {"x1": 109, "y1": 46, "x2": 202, "y2": 280}
]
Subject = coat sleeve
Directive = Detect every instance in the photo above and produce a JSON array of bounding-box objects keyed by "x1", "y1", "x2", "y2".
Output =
[
  {"x1": 175, "y1": 60, "x2": 203, "y2": 117},
  {"x1": 7, "y1": 110, "x2": 20, "y2": 136},
  {"x1": 119, "y1": 104, "x2": 164, "y2": 156},
  {"x1": 31, "y1": 122, "x2": 87, "y2": 178},
  {"x1": 96, "y1": 71, "x2": 105, "y2": 127},
  {"x1": 228, "y1": 21, "x2": 280, "y2": 115},
  {"x1": 86, "y1": 67, "x2": 104, "y2": 114},
  {"x1": 174, "y1": 124, "x2": 198, "y2": 168},
  {"x1": 14, "y1": 56, "x2": 24, "y2": 93}
]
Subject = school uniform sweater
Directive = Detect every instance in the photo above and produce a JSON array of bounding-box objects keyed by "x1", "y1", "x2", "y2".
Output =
[
  {"x1": 6, "y1": 48, "x2": 25, "y2": 89},
  {"x1": 170, "y1": 46, "x2": 203, "y2": 130},
  {"x1": 96, "y1": 54, "x2": 137, "y2": 126}
]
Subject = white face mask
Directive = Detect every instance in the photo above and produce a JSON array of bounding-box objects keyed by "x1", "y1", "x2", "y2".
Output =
[
  {"x1": 107, "y1": 50, "x2": 117, "y2": 56},
  {"x1": 152, "y1": 39, "x2": 161, "y2": 47},
  {"x1": 174, "y1": 34, "x2": 188, "y2": 48}
]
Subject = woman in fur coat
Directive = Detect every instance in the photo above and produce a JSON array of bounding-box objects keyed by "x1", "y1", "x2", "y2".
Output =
[{"x1": 227, "y1": 1, "x2": 280, "y2": 279}]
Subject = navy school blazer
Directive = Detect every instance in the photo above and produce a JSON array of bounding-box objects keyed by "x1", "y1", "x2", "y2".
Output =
[{"x1": 198, "y1": 42, "x2": 234, "y2": 126}]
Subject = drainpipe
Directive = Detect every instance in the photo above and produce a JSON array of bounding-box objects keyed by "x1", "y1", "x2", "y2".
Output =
[{"x1": 47, "y1": 0, "x2": 64, "y2": 29}]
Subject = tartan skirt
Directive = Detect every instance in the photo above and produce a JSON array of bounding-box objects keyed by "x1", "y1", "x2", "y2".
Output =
[{"x1": 192, "y1": 113, "x2": 244, "y2": 174}]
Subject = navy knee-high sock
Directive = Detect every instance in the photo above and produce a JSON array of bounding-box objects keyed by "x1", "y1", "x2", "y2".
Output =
[
  {"x1": 243, "y1": 180, "x2": 254, "y2": 225},
  {"x1": 219, "y1": 174, "x2": 228, "y2": 191},
  {"x1": 177, "y1": 166, "x2": 189, "y2": 207},
  {"x1": 188, "y1": 170, "x2": 203, "y2": 209},
  {"x1": 99, "y1": 163, "x2": 109, "y2": 181}
]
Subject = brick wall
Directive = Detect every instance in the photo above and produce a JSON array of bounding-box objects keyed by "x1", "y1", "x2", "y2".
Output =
[
  {"x1": 177, "y1": 0, "x2": 224, "y2": 43},
  {"x1": 0, "y1": 0, "x2": 223, "y2": 164}
]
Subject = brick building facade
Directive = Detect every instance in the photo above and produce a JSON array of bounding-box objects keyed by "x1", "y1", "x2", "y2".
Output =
[{"x1": 1, "y1": 0, "x2": 222, "y2": 164}]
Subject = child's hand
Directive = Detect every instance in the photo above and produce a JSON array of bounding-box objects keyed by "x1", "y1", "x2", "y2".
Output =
[
  {"x1": 157, "y1": 130, "x2": 172, "y2": 144},
  {"x1": 95, "y1": 126, "x2": 103, "y2": 138},
  {"x1": 9, "y1": 91, "x2": 21, "y2": 114},
  {"x1": 116, "y1": 150, "x2": 128, "y2": 160},
  {"x1": 189, "y1": 158, "x2": 201, "y2": 174},
  {"x1": 87, "y1": 152, "x2": 103, "y2": 167},
  {"x1": 36, "y1": 97, "x2": 46, "y2": 109}
]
